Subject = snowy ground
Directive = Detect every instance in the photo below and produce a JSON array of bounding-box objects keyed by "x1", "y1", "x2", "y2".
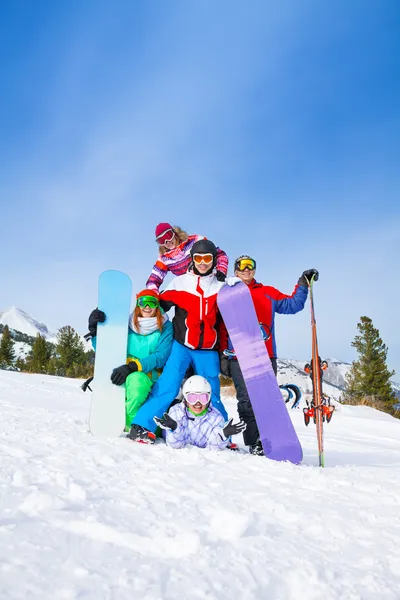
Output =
[{"x1": 1, "y1": 371, "x2": 400, "y2": 600}]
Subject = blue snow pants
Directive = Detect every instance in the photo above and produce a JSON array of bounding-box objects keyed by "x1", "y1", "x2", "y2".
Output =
[{"x1": 132, "y1": 340, "x2": 228, "y2": 432}]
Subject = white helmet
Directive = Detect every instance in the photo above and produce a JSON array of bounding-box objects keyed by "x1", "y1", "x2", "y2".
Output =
[{"x1": 182, "y1": 375, "x2": 211, "y2": 404}]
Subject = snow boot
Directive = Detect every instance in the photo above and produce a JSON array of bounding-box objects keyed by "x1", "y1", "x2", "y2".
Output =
[
  {"x1": 127, "y1": 424, "x2": 156, "y2": 445},
  {"x1": 249, "y1": 440, "x2": 264, "y2": 456},
  {"x1": 227, "y1": 442, "x2": 240, "y2": 451}
]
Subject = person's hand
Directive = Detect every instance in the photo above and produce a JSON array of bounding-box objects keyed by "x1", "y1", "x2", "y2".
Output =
[
  {"x1": 298, "y1": 269, "x2": 319, "y2": 286},
  {"x1": 226, "y1": 276, "x2": 242, "y2": 287},
  {"x1": 222, "y1": 418, "x2": 247, "y2": 438},
  {"x1": 154, "y1": 412, "x2": 178, "y2": 431},
  {"x1": 88, "y1": 308, "x2": 106, "y2": 338},
  {"x1": 110, "y1": 362, "x2": 138, "y2": 386},
  {"x1": 220, "y1": 355, "x2": 231, "y2": 377},
  {"x1": 216, "y1": 271, "x2": 226, "y2": 282}
]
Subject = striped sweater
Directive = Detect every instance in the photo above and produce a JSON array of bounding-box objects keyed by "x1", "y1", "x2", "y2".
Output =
[{"x1": 146, "y1": 234, "x2": 229, "y2": 290}]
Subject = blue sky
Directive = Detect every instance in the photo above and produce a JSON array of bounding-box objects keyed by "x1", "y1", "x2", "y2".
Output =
[{"x1": 1, "y1": 1, "x2": 399, "y2": 374}]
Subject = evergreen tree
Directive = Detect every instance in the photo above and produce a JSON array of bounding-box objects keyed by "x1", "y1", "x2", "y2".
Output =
[
  {"x1": 27, "y1": 334, "x2": 52, "y2": 373},
  {"x1": 46, "y1": 356, "x2": 60, "y2": 376},
  {"x1": 82, "y1": 349, "x2": 95, "y2": 378},
  {"x1": 0, "y1": 325, "x2": 16, "y2": 369},
  {"x1": 15, "y1": 357, "x2": 27, "y2": 372},
  {"x1": 55, "y1": 326, "x2": 86, "y2": 376},
  {"x1": 66, "y1": 362, "x2": 93, "y2": 378},
  {"x1": 343, "y1": 316, "x2": 395, "y2": 408}
]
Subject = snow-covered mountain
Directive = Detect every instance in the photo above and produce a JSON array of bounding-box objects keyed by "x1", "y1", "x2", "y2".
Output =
[
  {"x1": 280, "y1": 358, "x2": 400, "y2": 401},
  {"x1": 0, "y1": 306, "x2": 92, "y2": 355},
  {"x1": 277, "y1": 358, "x2": 347, "y2": 402},
  {"x1": 287, "y1": 357, "x2": 350, "y2": 388},
  {"x1": 0, "y1": 306, "x2": 57, "y2": 343}
]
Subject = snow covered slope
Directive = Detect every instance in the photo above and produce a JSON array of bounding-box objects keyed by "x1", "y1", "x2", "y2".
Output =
[{"x1": 1, "y1": 370, "x2": 400, "y2": 599}]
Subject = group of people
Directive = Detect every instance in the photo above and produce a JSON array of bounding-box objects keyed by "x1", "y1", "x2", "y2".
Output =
[{"x1": 88, "y1": 222, "x2": 318, "y2": 455}]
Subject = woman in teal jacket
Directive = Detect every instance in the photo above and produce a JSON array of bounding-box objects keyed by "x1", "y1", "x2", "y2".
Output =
[{"x1": 88, "y1": 289, "x2": 173, "y2": 428}]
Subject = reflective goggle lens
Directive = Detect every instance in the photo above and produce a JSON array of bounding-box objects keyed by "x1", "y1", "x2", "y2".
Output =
[
  {"x1": 235, "y1": 258, "x2": 256, "y2": 271},
  {"x1": 193, "y1": 253, "x2": 214, "y2": 265},
  {"x1": 156, "y1": 229, "x2": 175, "y2": 245},
  {"x1": 185, "y1": 392, "x2": 210, "y2": 405},
  {"x1": 137, "y1": 296, "x2": 159, "y2": 308}
]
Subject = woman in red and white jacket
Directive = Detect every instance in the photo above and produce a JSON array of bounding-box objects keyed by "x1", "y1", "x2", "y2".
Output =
[{"x1": 146, "y1": 222, "x2": 229, "y2": 290}]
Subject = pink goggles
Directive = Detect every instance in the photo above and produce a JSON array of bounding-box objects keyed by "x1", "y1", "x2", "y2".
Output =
[
  {"x1": 185, "y1": 392, "x2": 210, "y2": 405},
  {"x1": 156, "y1": 229, "x2": 175, "y2": 245}
]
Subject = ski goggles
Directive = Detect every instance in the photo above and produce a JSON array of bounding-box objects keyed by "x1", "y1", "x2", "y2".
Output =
[
  {"x1": 156, "y1": 229, "x2": 175, "y2": 246},
  {"x1": 137, "y1": 296, "x2": 159, "y2": 309},
  {"x1": 234, "y1": 258, "x2": 256, "y2": 271},
  {"x1": 185, "y1": 392, "x2": 210, "y2": 405},
  {"x1": 192, "y1": 253, "x2": 214, "y2": 265}
]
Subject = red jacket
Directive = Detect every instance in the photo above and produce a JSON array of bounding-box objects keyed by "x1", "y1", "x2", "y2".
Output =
[
  {"x1": 219, "y1": 279, "x2": 308, "y2": 358},
  {"x1": 160, "y1": 271, "x2": 225, "y2": 350}
]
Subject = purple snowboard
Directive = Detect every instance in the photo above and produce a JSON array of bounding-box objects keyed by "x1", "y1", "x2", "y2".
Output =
[{"x1": 218, "y1": 282, "x2": 303, "y2": 464}]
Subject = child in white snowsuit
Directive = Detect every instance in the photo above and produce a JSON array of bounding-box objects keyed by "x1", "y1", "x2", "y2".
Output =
[{"x1": 154, "y1": 375, "x2": 246, "y2": 450}]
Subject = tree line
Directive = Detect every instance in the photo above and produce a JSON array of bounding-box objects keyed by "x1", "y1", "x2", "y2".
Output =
[
  {"x1": 0, "y1": 316, "x2": 397, "y2": 418},
  {"x1": 0, "y1": 324, "x2": 94, "y2": 378}
]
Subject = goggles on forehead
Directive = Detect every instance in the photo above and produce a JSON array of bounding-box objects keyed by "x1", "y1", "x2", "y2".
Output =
[
  {"x1": 137, "y1": 296, "x2": 159, "y2": 309},
  {"x1": 192, "y1": 253, "x2": 214, "y2": 265},
  {"x1": 235, "y1": 258, "x2": 256, "y2": 271},
  {"x1": 185, "y1": 392, "x2": 210, "y2": 406},
  {"x1": 156, "y1": 229, "x2": 175, "y2": 246}
]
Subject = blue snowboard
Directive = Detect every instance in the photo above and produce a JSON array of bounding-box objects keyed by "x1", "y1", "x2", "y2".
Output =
[
  {"x1": 218, "y1": 282, "x2": 303, "y2": 464},
  {"x1": 89, "y1": 270, "x2": 132, "y2": 437}
]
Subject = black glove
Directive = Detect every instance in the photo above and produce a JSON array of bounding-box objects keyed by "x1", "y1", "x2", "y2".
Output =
[
  {"x1": 220, "y1": 355, "x2": 231, "y2": 377},
  {"x1": 298, "y1": 269, "x2": 319, "y2": 287},
  {"x1": 154, "y1": 412, "x2": 178, "y2": 431},
  {"x1": 216, "y1": 270, "x2": 226, "y2": 282},
  {"x1": 81, "y1": 376, "x2": 94, "y2": 392},
  {"x1": 110, "y1": 362, "x2": 138, "y2": 386},
  {"x1": 222, "y1": 418, "x2": 247, "y2": 438},
  {"x1": 88, "y1": 308, "x2": 106, "y2": 338}
]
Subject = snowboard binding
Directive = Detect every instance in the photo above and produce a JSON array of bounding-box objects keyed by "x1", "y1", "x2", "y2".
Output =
[
  {"x1": 304, "y1": 358, "x2": 328, "y2": 376},
  {"x1": 303, "y1": 396, "x2": 335, "y2": 426},
  {"x1": 280, "y1": 384, "x2": 302, "y2": 409},
  {"x1": 303, "y1": 358, "x2": 334, "y2": 426}
]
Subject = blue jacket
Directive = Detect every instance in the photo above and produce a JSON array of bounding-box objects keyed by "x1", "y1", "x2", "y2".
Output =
[{"x1": 93, "y1": 317, "x2": 173, "y2": 382}]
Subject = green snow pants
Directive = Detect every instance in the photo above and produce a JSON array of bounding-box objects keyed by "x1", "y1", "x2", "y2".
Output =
[{"x1": 125, "y1": 371, "x2": 154, "y2": 428}]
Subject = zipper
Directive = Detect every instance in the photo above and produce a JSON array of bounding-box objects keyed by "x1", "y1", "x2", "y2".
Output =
[{"x1": 197, "y1": 321, "x2": 205, "y2": 349}]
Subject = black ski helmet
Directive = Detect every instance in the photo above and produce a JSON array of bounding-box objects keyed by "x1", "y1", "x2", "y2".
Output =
[{"x1": 190, "y1": 239, "x2": 218, "y2": 275}]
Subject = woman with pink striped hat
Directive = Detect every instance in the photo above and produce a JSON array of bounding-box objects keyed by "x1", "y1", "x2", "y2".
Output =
[{"x1": 146, "y1": 222, "x2": 229, "y2": 290}]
